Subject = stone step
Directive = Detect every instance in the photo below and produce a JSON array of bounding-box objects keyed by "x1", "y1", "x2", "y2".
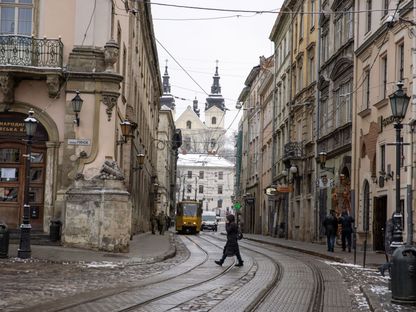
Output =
[{"x1": 8, "y1": 230, "x2": 62, "y2": 246}]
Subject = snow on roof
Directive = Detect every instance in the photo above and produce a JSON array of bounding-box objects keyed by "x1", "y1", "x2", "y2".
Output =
[{"x1": 177, "y1": 153, "x2": 234, "y2": 168}]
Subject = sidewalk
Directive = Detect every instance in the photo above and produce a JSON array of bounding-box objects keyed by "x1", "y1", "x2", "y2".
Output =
[
  {"x1": 5, "y1": 232, "x2": 175, "y2": 264},
  {"x1": 242, "y1": 234, "x2": 386, "y2": 268}
]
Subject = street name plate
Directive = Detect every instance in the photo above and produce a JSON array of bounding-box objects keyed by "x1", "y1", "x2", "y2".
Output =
[{"x1": 67, "y1": 139, "x2": 91, "y2": 146}]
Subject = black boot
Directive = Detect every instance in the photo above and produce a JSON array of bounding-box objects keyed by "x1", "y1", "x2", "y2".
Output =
[
  {"x1": 235, "y1": 261, "x2": 244, "y2": 267},
  {"x1": 215, "y1": 260, "x2": 223, "y2": 266}
]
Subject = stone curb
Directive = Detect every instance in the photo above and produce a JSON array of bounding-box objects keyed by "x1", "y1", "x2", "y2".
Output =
[{"x1": 361, "y1": 285, "x2": 383, "y2": 312}]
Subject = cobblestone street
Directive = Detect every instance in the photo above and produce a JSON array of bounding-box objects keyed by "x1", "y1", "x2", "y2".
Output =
[{"x1": 0, "y1": 237, "x2": 188, "y2": 312}]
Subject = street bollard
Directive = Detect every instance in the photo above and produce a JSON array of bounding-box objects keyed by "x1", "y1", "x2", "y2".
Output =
[
  {"x1": 49, "y1": 219, "x2": 62, "y2": 242},
  {"x1": 0, "y1": 223, "x2": 9, "y2": 258},
  {"x1": 391, "y1": 246, "x2": 416, "y2": 304}
]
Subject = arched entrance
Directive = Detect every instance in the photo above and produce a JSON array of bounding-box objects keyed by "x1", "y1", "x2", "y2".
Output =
[{"x1": 0, "y1": 112, "x2": 48, "y2": 230}]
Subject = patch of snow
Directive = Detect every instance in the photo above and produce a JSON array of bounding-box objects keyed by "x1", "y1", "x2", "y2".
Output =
[
  {"x1": 83, "y1": 261, "x2": 122, "y2": 268},
  {"x1": 370, "y1": 285, "x2": 390, "y2": 296}
]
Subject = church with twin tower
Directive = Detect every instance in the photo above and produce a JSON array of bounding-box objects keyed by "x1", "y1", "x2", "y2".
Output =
[{"x1": 160, "y1": 61, "x2": 227, "y2": 155}]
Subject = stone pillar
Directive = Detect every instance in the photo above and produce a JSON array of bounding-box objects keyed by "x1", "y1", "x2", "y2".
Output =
[
  {"x1": 64, "y1": 161, "x2": 131, "y2": 252},
  {"x1": 43, "y1": 141, "x2": 61, "y2": 232}
]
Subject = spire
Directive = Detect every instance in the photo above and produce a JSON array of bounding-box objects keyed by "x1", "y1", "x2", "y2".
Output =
[
  {"x1": 160, "y1": 59, "x2": 176, "y2": 111},
  {"x1": 210, "y1": 60, "x2": 221, "y2": 95},
  {"x1": 193, "y1": 97, "x2": 200, "y2": 117},
  {"x1": 162, "y1": 59, "x2": 171, "y2": 94},
  {"x1": 205, "y1": 60, "x2": 225, "y2": 111}
]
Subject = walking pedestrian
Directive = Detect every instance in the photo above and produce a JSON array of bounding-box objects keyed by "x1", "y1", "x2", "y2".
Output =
[
  {"x1": 150, "y1": 210, "x2": 157, "y2": 235},
  {"x1": 158, "y1": 211, "x2": 166, "y2": 235},
  {"x1": 166, "y1": 215, "x2": 171, "y2": 231},
  {"x1": 379, "y1": 217, "x2": 394, "y2": 276},
  {"x1": 323, "y1": 209, "x2": 338, "y2": 252},
  {"x1": 214, "y1": 214, "x2": 244, "y2": 267},
  {"x1": 338, "y1": 209, "x2": 354, "y2": 252}
]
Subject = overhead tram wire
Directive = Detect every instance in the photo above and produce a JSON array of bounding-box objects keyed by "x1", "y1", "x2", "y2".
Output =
[
  {"x1": 145, "y1": 0, "x2": 410, "y2": 16},
  {"x1": 156, "y1": 38, "x2": 209, "y2": 96}
]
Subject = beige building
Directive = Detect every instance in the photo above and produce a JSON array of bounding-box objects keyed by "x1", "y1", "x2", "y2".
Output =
[
  {"x1": 352, "y1": 0, "x2": 415, "y2": 249},
  {"x1": 285, "y1": 0, "x2": 318, "y2": 241},
  {"x1": 0, "y1": 0, "x2": 161, "y2": 252},
  {"x1": 269, "y1": 0, "x2": 292, "y2": 238}
]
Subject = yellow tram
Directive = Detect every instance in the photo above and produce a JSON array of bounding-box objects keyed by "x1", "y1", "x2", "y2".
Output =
[{"x1": 175, "y1": 200, "x2": 203, "y2": 234}]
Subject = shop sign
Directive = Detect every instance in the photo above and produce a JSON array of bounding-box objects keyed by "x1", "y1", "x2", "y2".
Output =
[
  {"x1": 276, "y1": 185, "x2": 293, "y2": 193},
  {"x1": 67, "y1": 139, "x2": 91, "y2": 146},
  {"x1": 0, "y1": 121, "x2": 25, "y2": 133},
  {"x1": 265, "y1": 187, "x2": 277, "y2": 196}
]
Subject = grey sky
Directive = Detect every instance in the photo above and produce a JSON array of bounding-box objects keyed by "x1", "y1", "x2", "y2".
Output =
[{"x1": 151, "y1": 0, "x2": 284, "y2": 133}]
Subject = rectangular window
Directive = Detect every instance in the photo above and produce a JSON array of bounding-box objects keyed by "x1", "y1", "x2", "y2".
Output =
[
  {"x1": 186, "y1": 185, "x2": 192, "y2": 193},
  {"x1": 199, "y1": 185, "x2": 204, "y2": 193},
  {"x1": 218, "y1": 185, "x2": 223, "y2": 194},
  {"x1": 363, "y1": 70, "x2": 370, "y2": 109},
  {"x1": 335, "y1": 17, "x2": 342, "y2": 50},
  {"x1": 380, "y1": 145, "x2": 385, "y2": 172},
  {"x1": 308, "y1": 54, "x2": 315, "y2": 84},
  {"x1": 345, "y1": 8, "x2": 353, "y2": 40},
  {"x1": 321, "y1": 32, "x2": 328, "y2": 62},
  {"x1": 398, "y1": 42, "x2": 404, "y2": 82},
  {"x1": 381, "y1": 55, "x2": 387, "y2": 99},
  {"x1": 310, "y1": 0, "x2": 315, "y2": 29},
  {"x1": 366, "y1": 0, "x2": 372, "y2": 33},
  {"x1": 0, "y1": 0, "x2": 33, "y2": 35},
  {"x1": 199, "y1": 171, "x2": 204, "y2": 179},
  {"x1": 383, "y1": 0, "x2": 389, "y2": 16},
  {"x1": 187, "y1": 171, "x2": 192, "y2": 179},
  {"x1": 218, "y1": 171, "x2": 223, "y2": 180},
  {"x1": 218, "y1": 199, "x2": 223, "y2": 208},
  {"x1": 299, "y1": 11, "x2": 304, "y2": 40}
]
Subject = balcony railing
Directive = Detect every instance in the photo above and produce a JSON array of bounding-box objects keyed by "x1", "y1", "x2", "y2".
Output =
[
  {"x1": 0, "y1": 35, "x2": 63, "y2": 68},
  {"x1": 283, "y1": 141, "x2": 304, "y2": 159}
]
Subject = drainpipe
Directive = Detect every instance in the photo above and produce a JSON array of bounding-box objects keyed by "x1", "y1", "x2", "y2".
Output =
[{"x1": 314, "y1": 0, "x2": 322, "y2": 242}]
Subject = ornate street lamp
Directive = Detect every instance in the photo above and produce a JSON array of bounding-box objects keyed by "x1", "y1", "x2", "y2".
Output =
[
  {"x1": 71, "y1": 91, "x2": 83, "y2": 126},
  {"x1": 18, "y1": 109, "x2": 38, "y2": 259},
  {"x1": 389, "y1": 82, "x2": 410, "y2": 248}
]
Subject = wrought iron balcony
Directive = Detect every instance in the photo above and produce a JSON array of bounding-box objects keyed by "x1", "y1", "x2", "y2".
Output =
[
  {"x1": 0, "y1": 35, "x2": 63, "y2": 68},
  {"x1": 283, "y1": 141, "x2": 304, "y2": 160}
]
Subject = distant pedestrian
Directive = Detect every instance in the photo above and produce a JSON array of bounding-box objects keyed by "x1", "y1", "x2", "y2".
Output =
[
  {"x1": 166, "y1": 215, "x2": 171, "y2": 231},
  {"x1": 150, "y1": 210, "x2": 157, "y2": 235},
  {"x1": 379, "y1": 217, "x2": 394, "y2": 276},
  {"x1": 158, "y1": 211, "x2": 166, "y2": 235},
  {"x1": 215, "y1": 214, "x2": 244, "y2": 267},
  {"x1": 323, "y1": 209, "x2": 338, "y2": 252},
  {"x1": 338, "y1": 209, "x2": 354, "y2": 252}
]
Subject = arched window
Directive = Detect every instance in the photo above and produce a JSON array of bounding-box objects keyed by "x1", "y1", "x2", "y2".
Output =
[
  {"x1": 186, "y1": 121, "x2": 192, "y2": 129},
  {"x1": 212, "y1": 117, "x2": 217, "y2": 125}
]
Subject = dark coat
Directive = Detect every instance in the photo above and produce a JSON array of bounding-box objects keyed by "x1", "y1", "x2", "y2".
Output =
[
  {"x1": 224, "y1": 216, "x2": 240, "y2": 257},
  {"x1": 323, "y1": 213, "x2": 338, "y2": 236},
  {"x1": 384, "y1": 218, "x2": 394, "y2": 255},
  {"x1": 339, "y1": 213, "x2": 354, "y2": 234}
]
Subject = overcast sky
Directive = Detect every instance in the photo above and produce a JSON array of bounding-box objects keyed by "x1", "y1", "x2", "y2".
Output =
[{"x1": 151, "y1": 0, "x2": 284, "y2": 133}]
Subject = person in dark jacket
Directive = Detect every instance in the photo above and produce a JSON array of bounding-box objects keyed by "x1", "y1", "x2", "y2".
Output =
[
  {"x1": 338, "y1": 209, "x2": 354, "y2": 252},
  {"x1": 215, "y1": 214, "x2": 244, "y2": 267},
  {"x1": 379, "y1": 217, "x2": 394, "y2": 276},
  {"x1": 323, "y1": 209, "x2": 338, "y2": 252}
]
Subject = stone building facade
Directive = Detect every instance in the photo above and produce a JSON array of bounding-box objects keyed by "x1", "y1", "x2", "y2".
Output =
[{"x1": 0, "y1": 0, "x2": 161, "y2": 252}]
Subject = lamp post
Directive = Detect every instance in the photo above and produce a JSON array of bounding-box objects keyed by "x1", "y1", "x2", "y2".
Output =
[
  {"x1": 389, "y1": 81, "x2": 410, "y2": 248},
  {"x1": 71, "y1": 91, "x2": 83, "y2": 126},
  {"x1": 18, "y1": 109, "x2": 38, "y2": 259}
]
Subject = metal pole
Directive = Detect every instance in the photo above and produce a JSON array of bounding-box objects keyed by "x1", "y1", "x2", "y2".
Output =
[
  {"x1": 194, "y1": 176, "x2": 197, "y2": 201},
  {"x1": 18, "y1": 134, "x2": 32, "y2": 259},
  {"x1": 182, "y1": 176, "x2": 185, "y2": 201},
  {"x1": 391, "y1": 123, "x2": 403, "y2": 247}
]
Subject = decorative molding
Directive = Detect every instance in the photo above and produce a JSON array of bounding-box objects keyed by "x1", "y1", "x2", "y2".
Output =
[
  {"x1": 0, "y1": 73, "x2": 15, "y2": 103},
  {"x1": 101, "y1": 92, "x2": 119, "y2": 121},
  {"x1": 46, "y1": 74, "x2": 61, "y2": 98}
]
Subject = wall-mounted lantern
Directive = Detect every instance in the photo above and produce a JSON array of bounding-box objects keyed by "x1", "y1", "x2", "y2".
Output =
[{"x1": 71, "y1": 91, "x2": 83, "y2": 127}]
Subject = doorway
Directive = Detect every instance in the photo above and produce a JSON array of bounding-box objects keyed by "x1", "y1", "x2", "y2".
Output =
[
  {"x1": 0, "y1": 112, "x2": 48, "y2": 231},
  {"x1": 373, "y1": 195, "x2": 387, "y2": 251}
]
